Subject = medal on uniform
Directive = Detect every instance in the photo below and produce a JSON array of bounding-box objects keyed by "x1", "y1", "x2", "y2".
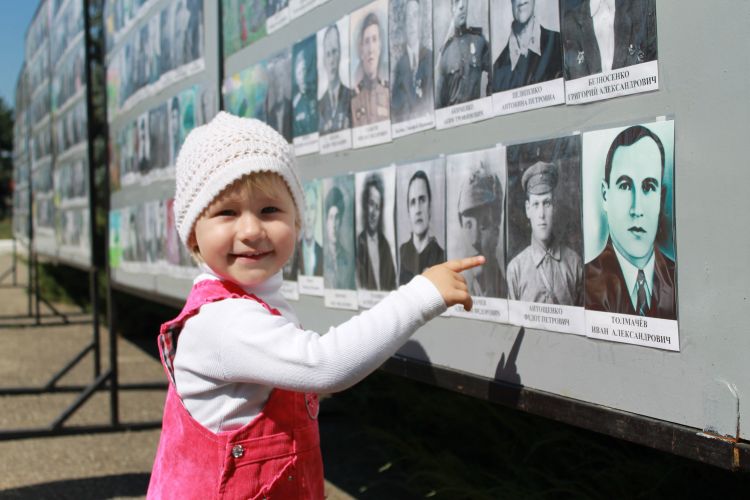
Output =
[{"x1": 470, "y1": 42, "x2": 476, "y2": 64}]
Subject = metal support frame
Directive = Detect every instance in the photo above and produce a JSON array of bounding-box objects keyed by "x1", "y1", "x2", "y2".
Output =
[{"x1": 0, "y1": 0, "x2": 163, "y2": 441}]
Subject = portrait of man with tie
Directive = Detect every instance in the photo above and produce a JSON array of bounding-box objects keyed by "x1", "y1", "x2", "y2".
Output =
[
  {"x1": 390, "y1": 0, "x2": 434, "y2": 124},
  {"x1": 317, "y1": 22, "x2": 353, "y2": 136},
  {"x1": 562, "y1": 0, "x2": 658, "y2": 80},
  {"x1": 506, "y1": 152, "x2": 583, "y2": 306},
  {"x1": 584, "y1": 123, "x2": 676, "y2": 320}
]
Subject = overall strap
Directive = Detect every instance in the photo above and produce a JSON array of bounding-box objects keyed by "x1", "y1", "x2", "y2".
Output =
[{"x1": 158, "y1": 279, "x2": 281, "y2": 385}]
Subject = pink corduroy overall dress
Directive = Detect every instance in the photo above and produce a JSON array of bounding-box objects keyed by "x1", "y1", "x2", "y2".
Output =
[{"x1": 147, "y1": 279, "x2": 325, "y2": 500}]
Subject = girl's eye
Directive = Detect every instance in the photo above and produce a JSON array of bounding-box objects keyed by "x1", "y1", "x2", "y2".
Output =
[
  {"x1": 261, "y1": 206, "x2": 280, "y2": 214},
  {"x1": 216, "y1": 209, "x2": 236, "y2": 217}
]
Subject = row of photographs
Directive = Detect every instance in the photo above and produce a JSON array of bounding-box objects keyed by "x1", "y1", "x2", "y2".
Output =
[
  {"x1": 50, "y1": 0, "x2": 85, "y2": 65},
  {"x1": 52, "y1": 39, "x2": 86, "y2": 114},
  {"x1": 222, "y1": 0, "x2": 331, "y2": 53},
  {"x1": 27, "y1": 44, "x2": 50, "y2": 93},
  {"x1": 109, "y1": 118, "x2": 677, "y2": 351},
  {"x1": 105, "y1": 0, "x2": 205, "y2": 116},
  {"x1": 109, "y1": 84, "x2": 218, "y2": 192},
  {"x1": 224, "y1": 0, "x2": 658, "y2": 155}
]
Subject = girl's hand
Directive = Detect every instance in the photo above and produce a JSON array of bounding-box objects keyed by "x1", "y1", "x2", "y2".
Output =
[{"x1": 422, "y1": 256, "x2": 485, "y2": 311}]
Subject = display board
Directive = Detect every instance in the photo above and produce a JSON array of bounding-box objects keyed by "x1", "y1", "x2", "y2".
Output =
[
  {"x1": 15, "y1": 0, "x2": 95, "y2": 267},
  {"x1": 105, "y1": 0, "x2": 220, "y2": 296},
  {"x1": 12, "y1": 67, "x2": 31, "y2": 245},
  {"x1": 51, "y1": 0, "x2": 92, "y2": 266},
  {"x1": 102, "y1": 0, "x2": 749, "y2": 464},
  {"x1": 26, "y1": 1, "x2": 57, "y2": 257}
]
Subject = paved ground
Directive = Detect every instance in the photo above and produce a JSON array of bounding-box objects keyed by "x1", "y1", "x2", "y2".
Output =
[{"x1": 0, "y1": 253, "x2": 354, "y2": 499}]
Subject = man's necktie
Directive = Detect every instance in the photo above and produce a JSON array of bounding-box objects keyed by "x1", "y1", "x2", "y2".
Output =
[{"x1": 636, "y1": 269, "x2": 648, "y2": 316}]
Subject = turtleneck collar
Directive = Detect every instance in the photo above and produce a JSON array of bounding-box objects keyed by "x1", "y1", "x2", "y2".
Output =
[{"x1": 194, "y1": 264, "x2": 298, "y2": 324}]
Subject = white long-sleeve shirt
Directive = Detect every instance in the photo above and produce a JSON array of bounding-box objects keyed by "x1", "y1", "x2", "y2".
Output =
[{"x1": 173, "y1": 270, "x2": 446, "y2": 432}]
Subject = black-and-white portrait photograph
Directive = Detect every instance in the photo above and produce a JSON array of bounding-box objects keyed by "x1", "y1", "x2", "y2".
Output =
[
  {"x1": 395, "y1": 157, "x2": 446, "y2": 285},
  {"x1": 446, "y1": 147, "x2": 509, "y2": 322},
  {"x1": 136, "y1": 112, "x2": 150, "y2": 175},
  {"x1": 264, "y1": 48, "x2": 293, "y2": 142},
  {"x1": 350, "y1": 0, "x2": 393, "y2": 148},
  {"x1": 433, "y1": 0, "x2": 493, "y2": 128},
  {"x1": 490, "y1": 0, "x2": 564, "y2": 115},
  {"x1": 582, "y1": 120, "x2": 678, "y2": 350},
  {"x1": 292, "y1": 34, "x2": 320, "y2": 155},
  {"x1": 316, "y1": 17, "x2": 353, "y2": 153},
  {"x1": 506, "y1": 136, "x2": 585, "y2": 334},
  {"x1": 282, "y1": 243, "x2": 300, "y2": 301},
  {"x1": 562, "y1": 0, "x2": 658, "y2": 104},
  {"x1": 355, "y1": 166, "x2": 397, "y2": 306},
  {"x1": 266, "y1": 0, "x2": 291, "y2": 33},
  {"x1": 148, "y1": 103, "x2": 170, "y2": 174},
  {"x1": 389, "y1": 0, "x2": 435, "y2": 137},
  {"x1": 297, "y1": 179, "x2": 325, "y2": 295},
  {"x1": 323, "y1": 175, "x2": 358, "y2": 310}
]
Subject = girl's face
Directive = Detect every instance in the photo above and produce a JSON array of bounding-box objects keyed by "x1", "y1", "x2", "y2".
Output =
[{"x1": 193, "y1": 177, "x2": 297, "y2": 286}]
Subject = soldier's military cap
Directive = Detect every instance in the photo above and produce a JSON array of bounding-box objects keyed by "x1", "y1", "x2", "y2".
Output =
[
  {"x1": 458, "y1": 163, "x2": 503, "y2": 214},
  {"x1": 521, "y1": 161, "x2": 558, "y2": 195}
]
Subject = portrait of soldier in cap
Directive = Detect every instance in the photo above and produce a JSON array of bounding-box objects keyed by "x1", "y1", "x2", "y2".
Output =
[
  {"x1": 351, "y1": 6, "x2": 391, "y2": 127},
  {"x1": 507, "y1": 160, "x2": 583, "y2": 305},
  {"x1": 584, "y1": 123, "x2": 676, "y2": 319},
  {"x1": 435, "y1": 0, "x2": 491, "y2": 109},
  {"x1": 456, "y1": 161, "x2": 507, "y2": 298}
]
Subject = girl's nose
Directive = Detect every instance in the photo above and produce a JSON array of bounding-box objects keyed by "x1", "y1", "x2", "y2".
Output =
[{"x1": 238, "y1": 212, "x2": 264, "y2": 240}]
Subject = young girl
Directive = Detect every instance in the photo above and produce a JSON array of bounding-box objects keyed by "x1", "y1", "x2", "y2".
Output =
[{"x1": 147, "y1": 112, "x2": 483, "y2": 499}]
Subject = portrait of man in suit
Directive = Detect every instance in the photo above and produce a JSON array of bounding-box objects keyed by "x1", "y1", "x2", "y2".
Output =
[
  {"x1": 318, "y1": 23, "x2": 352, "y2": 135},
  {"x1": 562, "y1": 0, "x2": 657, "y2": 80},
  {"x1": 391, "y1": 0, "x2": 434, "y2": 123},
  {"x1": 356, "y1": 172, "x2": 396, "y2": 291},
  {"x1": 299, "y1": 182, "x2": 324, "y2": 277},
  {"x1": 292, "y1": 37, "x2": 318, "y2": 138},
  {"x1": 584, "y1": 124, "x2": 676, "y2": 319},
  {"x1": 264, "y1": 51, "x2": 293, "y2": 142},
  {"x1": 492, "y1": 0, "x2": 562, "y2": 93}
]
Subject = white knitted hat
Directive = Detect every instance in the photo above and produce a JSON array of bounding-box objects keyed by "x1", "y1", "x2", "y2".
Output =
[{"x1": 173, "y1": 111, "x2": 304, "y2": 246}]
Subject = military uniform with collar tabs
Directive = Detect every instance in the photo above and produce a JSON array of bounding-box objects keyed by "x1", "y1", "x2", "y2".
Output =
[
  {"x1": 436, "y1": 25, "x2": 490, "y2": 108},
  {"x1": 506, "y1": 161, "x2": 583, "y2": 305},
  {"x1": 351, "y1": 78, "x2": 391, "y2": 127}
]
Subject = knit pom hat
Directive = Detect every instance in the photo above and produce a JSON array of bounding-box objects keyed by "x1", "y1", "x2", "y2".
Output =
[{"x1": 173, "y1": 111, "x2": 304, "y2": 246}]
